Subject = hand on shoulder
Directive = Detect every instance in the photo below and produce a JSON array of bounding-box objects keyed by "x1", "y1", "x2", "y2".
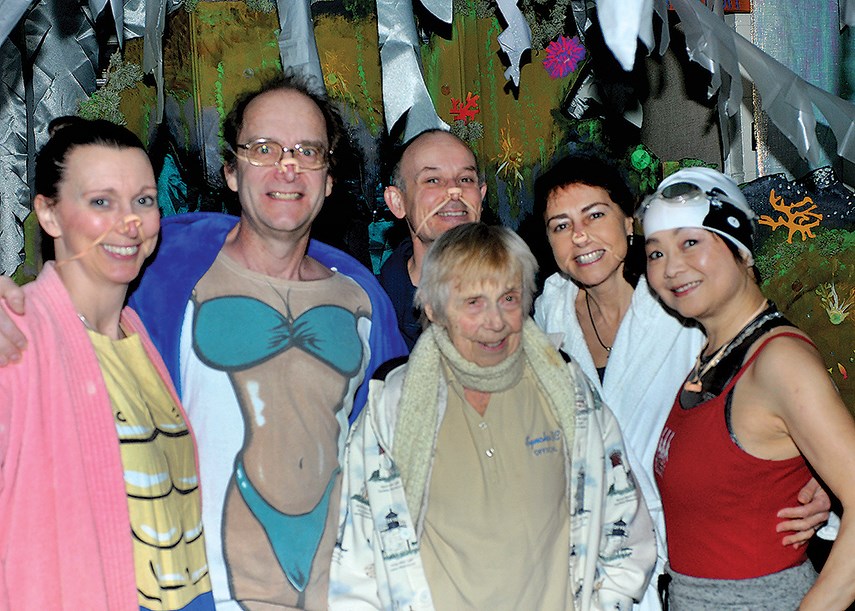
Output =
[{"x1": 0, "y1": 276, "x2": 27, "y2": 365}]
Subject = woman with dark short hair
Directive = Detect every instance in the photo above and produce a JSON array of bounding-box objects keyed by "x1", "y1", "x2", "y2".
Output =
[
  {"x1": 533, "y1": 157, "x2": 829, "y2": 610},
  {"x1": 642, "y1": 168, "x2": 855, "y2": 610}
]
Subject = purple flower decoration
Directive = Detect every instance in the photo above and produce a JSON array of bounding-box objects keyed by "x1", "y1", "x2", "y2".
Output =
[{"x1": 543, "y1": 35, "x2": 586, "y2": 79}]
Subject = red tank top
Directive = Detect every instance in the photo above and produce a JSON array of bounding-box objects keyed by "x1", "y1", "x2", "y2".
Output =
[{"x1": 654, "y1": 332, "x2": 812, "y2": 579}]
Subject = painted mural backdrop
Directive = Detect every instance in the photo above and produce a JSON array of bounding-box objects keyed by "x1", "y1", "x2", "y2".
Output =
[
  {"x1": 743, "y1": 169, "x2": 855, "y2": 399},
  {"x1": 5, "y1": 0, "x2": 853, "y2": 403},
  {"x1": 115, "y1": 2, "x2": 591, "y2": 225}
]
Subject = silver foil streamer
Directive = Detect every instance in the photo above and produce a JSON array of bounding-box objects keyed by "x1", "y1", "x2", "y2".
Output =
[
  {"x1": 277, "y1": 0, "x2": 325, "y2": 93},
  {"x1": 652, "y1": 0, "x2": 670, "y2": 56},
  {"x1": 578, "y1": 0, "x2": 669, "y2": 67},
  {"x1": 669, "y1": 0, "x2": 741, "y2": 115},
  {"x1": 570, "y1": 0, "x2": 593, "y2": 44},
  {"x1": 420, "y1": 0, "x2": 451, "y2": 24},
  {"x1": 377, "y1": 0, "x2": 446, "y2": 140},
  {"x1": 0, "y1": 0, "x2": 30, "y2": 48},
  {"x1": 144, "y1": 0, "x2": 166, "y2": 122},
  {"x1": 0, "y1": 34, "x2": 29, "y2": 275},
  {"x1": 0, "y1": 1, "x2": 99, "y2": 274},
  {"x1": 495, "y1": 0, "x2": 531, "y2": 86},
  {"x1": 843, "y1": 0, "x2": 855, "y2": 29},
  {"x1": 121, "y1": 0, "x2": 145, "y2": 39},
  {"x1": 89, "y1": 0, "x2": 124, "y2": 45},
  {"x1": 596, "y1": 0, "x2": 653, "y2": 71},
  {"x1": 121, "y1": 0, "x2": 181, "y2": 40},
  {"x1": 88, "y1": 0, "x2": 109, "y2": 18},
  {"x1": 671, "y1": 0, "x2": 855, "y2": 167},
  {"x1": 123, "y1": 0, "x2": 183, "y2": 122},
  {"x1": 88, "y1": 0, "x2": 110, "y2": 32},
  {"x1": 28, "y1": 2, "x2": 99, "y2": 145}
]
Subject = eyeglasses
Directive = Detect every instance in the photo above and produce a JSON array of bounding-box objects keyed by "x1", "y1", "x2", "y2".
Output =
[
  {"x1": 639, "y1": 181, "x2": 724, "y2": 216},
  {"x1": 658, "y1": 181, "x2": 717, "y2": 204},
  {"x1": 236, "y1": 139, "x2": 329, "y2": 170}
]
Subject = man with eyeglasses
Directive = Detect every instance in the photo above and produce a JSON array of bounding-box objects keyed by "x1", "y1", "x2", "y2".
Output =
[
  {"x1": 47, "y1": 74, "x2": 401, "y2": 609},
  {"x1": 145, "y1": 74, "x2": 404, "y2": 609},
  {"x1": 127, "y1": 74, "x2": 404, "y2": 609},
  {"x1": 0, "y1": 75, "x2": 404, "y2": 609}
]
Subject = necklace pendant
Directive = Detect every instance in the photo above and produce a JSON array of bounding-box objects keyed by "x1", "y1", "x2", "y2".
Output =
[
  {"x1": 683, "y1": 378, "x2": 703, "y2": 393},
  {"x1": 584, "y1": 291, "x2": 613, "y2": 355},
  {"x1": 78, "y1": 314, "x2": 93, "y2": 331}
]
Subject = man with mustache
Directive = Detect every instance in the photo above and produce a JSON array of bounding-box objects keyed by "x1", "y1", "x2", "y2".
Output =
[{"x1": 379, "y1": 130, "x2": 486, "y2": 350}]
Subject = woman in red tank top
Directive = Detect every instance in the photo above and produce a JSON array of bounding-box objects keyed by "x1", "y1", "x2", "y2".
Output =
[{"x1": 640, "y1": 168, "x2": 855, "y2": 611}]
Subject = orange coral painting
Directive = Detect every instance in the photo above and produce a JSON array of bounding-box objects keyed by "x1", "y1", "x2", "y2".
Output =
[
  {"x1": 742, "y1": 168, "x2": 855, "y2": 402},
  {"x1": 758, "y1": 189, "x2": 823, "y2": 243}
]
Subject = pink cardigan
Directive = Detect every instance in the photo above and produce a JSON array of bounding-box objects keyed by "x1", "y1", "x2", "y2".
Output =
[{"x1": 0, "y1": 264, "x2": 198, "y2": 609}]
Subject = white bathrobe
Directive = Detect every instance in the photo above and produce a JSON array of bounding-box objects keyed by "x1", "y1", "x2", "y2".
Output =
[{"x1": 535, "y1": 274, "x2": 704, "y2": 611}]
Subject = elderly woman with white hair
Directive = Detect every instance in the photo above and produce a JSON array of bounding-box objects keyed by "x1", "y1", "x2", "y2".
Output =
[
  {"x1": 329, "y1": 222, "x2": 656, "y2": 610},
  {"x1": 642, "y1": 169, "x2": 855, "y2": 610}
]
